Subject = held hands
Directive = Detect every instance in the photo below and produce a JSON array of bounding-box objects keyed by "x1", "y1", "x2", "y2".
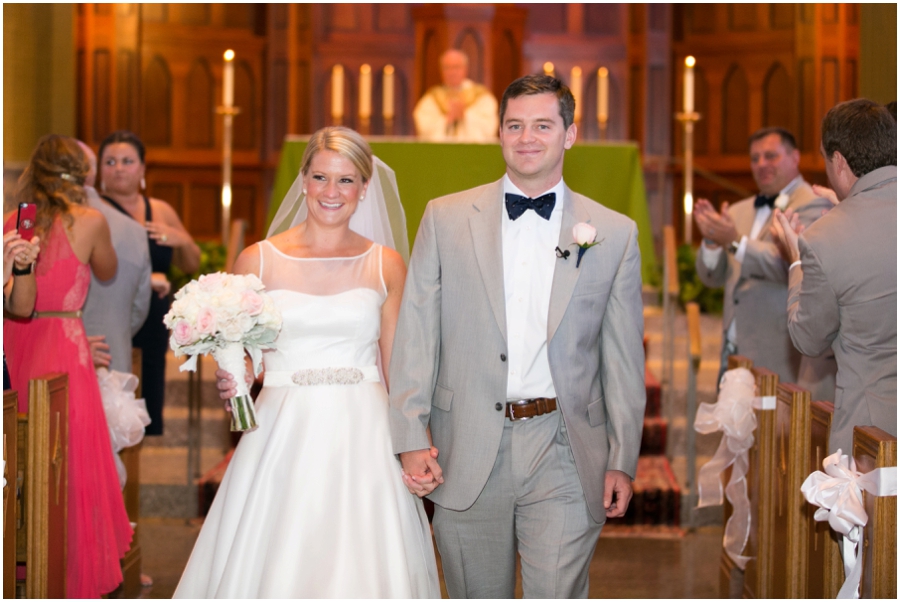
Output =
[
  {"x1": 150, "y1": 272, "x2": 171, "y2": 299},
  {"x1": 604, "y1": 470, "x2": 634, "y2": 518},
  {"x1": 87, "y1": 335, "x2": 112, "y2": 368},
  {"x1": 811, "y1": 184, "x2": 840, "y2": 208},
  {"x1": 400, "y1": 447, "x2": 444, "y2": 498},
  {"x1": 215, "y1": 368, "x2": 255, "y2": 411},
  {"x1": 770, "y1": 208, "x2": 803, "y2": 265},
  {"x1": 693, "y1": 199, "x2": 739, "y2": 248},
  {"x1": 3, "y1": 231, "x2": 40, "y2": 285}
]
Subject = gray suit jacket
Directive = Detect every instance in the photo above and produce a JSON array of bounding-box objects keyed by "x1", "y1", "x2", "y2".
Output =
[
  {"x1": 696, "y1": 181, "x2": 834, "y2": 386},
  {"x1": 389, "y1": 179, "x2": 646, "y2": 524},
  {"x1": 787, "y1": 166, "x2": 897, "y2": 453},
  {"x1": 82, "y1": 187, "x2": 152, "y2": 373}
]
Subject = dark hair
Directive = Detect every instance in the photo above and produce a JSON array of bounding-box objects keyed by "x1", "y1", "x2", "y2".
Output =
[
  {"x1": 16, "y1": 134, "x2": 89, "y2": 236},
  {"x1": 821, "y1": 99, "x2": 896, "y2": 177},
  {"x1": 499, "y1": 74, "x2": 576, "y2": 129},
  {"x1": 97, "y1": 129, "x2": 146, "y2": 165},
  {"x1": 749, "y1": 127, "x2": 798, "y2": 151},
  {"x1": 885, "y1": 100, "x2": 897, "y2": 121}
]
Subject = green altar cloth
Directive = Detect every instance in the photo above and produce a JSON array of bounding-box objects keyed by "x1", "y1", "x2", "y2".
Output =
[{"x1": 269, "y1": 138, "x2": 657, "y2": 281}]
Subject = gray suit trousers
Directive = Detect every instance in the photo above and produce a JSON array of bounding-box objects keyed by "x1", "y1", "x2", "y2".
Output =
[{"x1": 432, "y1": 412, "x2": 602, "y2": 598}]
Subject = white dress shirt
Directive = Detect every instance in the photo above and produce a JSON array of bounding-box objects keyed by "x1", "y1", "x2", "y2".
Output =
[
  {"x1": 701, "y1": 174, "x2": 803, "y2": 343},
  {"x1": 501, "y1": 174, "x2": 564, "y2": 401}
]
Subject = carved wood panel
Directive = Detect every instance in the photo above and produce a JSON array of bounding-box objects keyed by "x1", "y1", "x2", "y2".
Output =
[
  {"x1": 722, "y1": 65, "x2": 750, "y2": 154},
  {"x1": 763, "y1": 63, "x2": 792, "y2": 129}
]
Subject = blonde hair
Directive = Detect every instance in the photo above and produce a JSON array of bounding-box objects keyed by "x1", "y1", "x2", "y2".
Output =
[
  {"x1": 300, "y1": 127, "x2": 373, "y2": 182},
  {"x1": 17, "y1": 134, "x2": 89, "y2": 236}
]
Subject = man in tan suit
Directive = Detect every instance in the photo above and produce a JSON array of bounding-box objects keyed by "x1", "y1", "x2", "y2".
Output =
[
  {"x1": 774, "y1": 99, "x2": 896, "y2": 454},
  {"x1": 694, "y1": 128, "x2": 834, "y2": 393},
  {"x1": 390, "y1": 75, "x2": 645, "y2": 597}
]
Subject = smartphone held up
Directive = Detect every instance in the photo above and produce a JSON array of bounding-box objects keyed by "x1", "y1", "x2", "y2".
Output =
[{"x1": 17, "y1": 202, "x2": 36, "y2": 240}]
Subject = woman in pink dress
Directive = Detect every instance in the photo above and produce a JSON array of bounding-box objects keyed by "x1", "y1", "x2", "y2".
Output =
[{"x1": 3, "y1": 134, "x2": 133, "y2": 597}]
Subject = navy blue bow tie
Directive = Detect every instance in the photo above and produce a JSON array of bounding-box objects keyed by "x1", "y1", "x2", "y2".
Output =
[
  {"x1": 754, "y1": 193, "x2": 778, "y2": 209},
  {"x1": 505, "y1": 192, "x2": 556, "y2": 221}
]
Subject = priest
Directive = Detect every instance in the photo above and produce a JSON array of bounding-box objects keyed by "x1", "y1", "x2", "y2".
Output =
[{"x1": 413, "y1": 49, "x2": 498, "y2": 142}]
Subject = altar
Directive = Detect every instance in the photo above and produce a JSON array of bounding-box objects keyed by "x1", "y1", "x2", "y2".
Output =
[{"x1": 269, "y1": 138, "x2": 657, "y2": 281}]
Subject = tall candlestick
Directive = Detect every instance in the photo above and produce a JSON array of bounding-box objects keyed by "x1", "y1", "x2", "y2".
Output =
[
  {"x1": 223, "y1": 49, "x2": 235, "y2": 108},
  {"x1": 359, "y1": 64, "x2": 372, "y2": 119},
  {"x1": 331, "y1": 64, "x2": 344, "y2": 123},
  {"x1": 571, "y1": 66, "x2": 582, "y2": 123},
  {"x1": 683, "y1": 56, "x2": 695, "y2": 114},
  {"x1": 382, "y1": 65, "x2": 395, "y2": 120},
  {"x1": 597, "y1": 67, "x2": 609, "y2": 123}
]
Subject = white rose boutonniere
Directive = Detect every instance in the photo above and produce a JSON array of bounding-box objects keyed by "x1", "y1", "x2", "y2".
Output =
[
  {"x1": 774, "y1": 193, "x2": 789, "y2": 211},
  {"x1": 572, "y1": 222, "x2": 602, "y2": 267}
]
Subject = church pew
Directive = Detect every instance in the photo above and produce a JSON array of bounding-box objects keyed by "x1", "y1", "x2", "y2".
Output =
[
  {"x1": 853, "y1": 426, "x2": 896, "y2": 599},
  {"x1": 806, "y1": 401, "x2": 843, "y2": 598},
  {"x1": 3, "y1": 389, "x2": 18, "y2": 599},
  {"x1": 770, "y1": 382, "x2": 813, "y2": 598},
  {"x1": 15, "y1": 373, "x2": 69, "y2": 598},
  {"x1": 741, "y1": 366, "x2": 778, "y2": 599},
  {"x1": 718, "y1": 355, "x2": 754, "y2": 598}
]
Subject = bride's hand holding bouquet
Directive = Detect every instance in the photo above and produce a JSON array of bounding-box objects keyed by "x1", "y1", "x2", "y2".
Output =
[{"x1": 164, "y1": 272, "x2": 282, "y2": 431}]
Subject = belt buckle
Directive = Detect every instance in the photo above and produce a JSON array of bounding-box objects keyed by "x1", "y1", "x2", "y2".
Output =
[{"x1": 508, "y1": 399, "x2": 532, "y2": 422}]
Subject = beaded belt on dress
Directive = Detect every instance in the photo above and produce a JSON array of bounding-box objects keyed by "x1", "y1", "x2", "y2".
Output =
[
  {"x1": 263, "y1": 366, "x2": 380, "y2": 387},
  {"x1": 31, "y1": 310, "x2": 82, "y2": 319}
]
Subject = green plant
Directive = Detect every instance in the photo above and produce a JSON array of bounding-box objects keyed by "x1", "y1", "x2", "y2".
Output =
[
  {"x1": 168, "y1": 240, "x2": 227, "y2": 294},
  {"x1": 676, "y1": 243, "x2": 723, "y2": 314}
]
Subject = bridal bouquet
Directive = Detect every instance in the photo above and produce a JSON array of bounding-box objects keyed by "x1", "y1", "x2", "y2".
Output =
[{"x1": 164, "y1": 272, "x2": 282, "y2": 432}]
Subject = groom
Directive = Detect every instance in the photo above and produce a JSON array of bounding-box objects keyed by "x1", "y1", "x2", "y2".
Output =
[{"x1": 389, "y1": 74, "x2": 646, "y2": 598}]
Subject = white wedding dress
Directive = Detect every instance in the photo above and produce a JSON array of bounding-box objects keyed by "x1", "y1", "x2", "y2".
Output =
[{"x1": 174, "y1": 241, "x2": 440, "y2": 598}]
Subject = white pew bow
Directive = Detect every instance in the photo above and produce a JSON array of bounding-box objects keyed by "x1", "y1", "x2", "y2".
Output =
[
  {"x1": 801, "y1": 449, "x2": 897, "y2": 598},
  {"x1": 694, "y1": 367, "x2": 757, "y2": 569}
]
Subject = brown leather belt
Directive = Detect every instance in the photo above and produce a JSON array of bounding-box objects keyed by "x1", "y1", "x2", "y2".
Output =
[
  {"x1": 31, "y1": 310, "x2": 82, "y2": 319},
  {"x1": 506, "y1": 397, "x2": 557, "y2": 421}
]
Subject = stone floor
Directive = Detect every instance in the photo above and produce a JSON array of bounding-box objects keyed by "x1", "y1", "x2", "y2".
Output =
[{"x1": 129, "y1": 298, "x2": 728, "y2": 598}]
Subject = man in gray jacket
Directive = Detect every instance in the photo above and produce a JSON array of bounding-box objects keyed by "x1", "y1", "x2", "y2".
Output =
[
  {"x1": 694, "y1": 127, "x2": 835, "y2": 395},
  {"x1": 79, "y1": 141, "x2": 152, "y2": 373},
  {"x1": 774, "y1": 99, "x2": 896, "y2": 453},
  {"x1": 390, "y1": 75, "x2": 645, "y2": 598}
]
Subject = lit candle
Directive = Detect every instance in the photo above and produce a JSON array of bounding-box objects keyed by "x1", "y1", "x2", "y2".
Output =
[
  {"x1": 571, "y1": 66, "x2": 582, "y2": 122},
  {"x1": 332, "y1": 64, "x2": 344, "y2": 121},
  {"x1": 597, "y1": 67, "x2": 609, "y2": 123},
  {"x1": 383, "y1": 65, "x2": 395, "y2": 120},
  {"x1": 223, "y1": 49, "x2": 235, "y2": 108},
  {"x1": 684, "y1": 56, "x2": 695, "y2": 114},
  {"x1": 543, "y1": 62, "x2": 555, "y2": 77},
  {"x1": 359, "y1": 64, "x2": 372, "y2": 119}
]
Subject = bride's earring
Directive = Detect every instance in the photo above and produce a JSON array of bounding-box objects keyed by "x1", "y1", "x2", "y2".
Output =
[{"x1": 302, "y1": 188, "x2": 307, "y2": 195}]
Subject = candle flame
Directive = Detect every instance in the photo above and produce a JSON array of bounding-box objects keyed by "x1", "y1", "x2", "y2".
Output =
[
  {"x1": 598, "y1": 67, "x2": 609, "y2": 78},
  {"x1": 361, "y1": 64, "x2": 371, "y2": 75},
  {"x1": 684, "y1": 191, "x2": 694, "y2": 215},
  {"x1": 222, "y1": 183, "x2": 232, "y2": 209},
  {"x1": 543, "y1": 62, "x2": 554, "y2": 76},
  {"x1": 224, "y1": 49, "x2": 235, "y2": 61},
  {"x1": 685, "y1": 56, "x2": 696, "y2": 68},
  {"x1": 572, "y1": 66, "x2": 582, "y2": 77},
  {"x1": 384, "y1": 64, "x2": 394, "y2": 75}
]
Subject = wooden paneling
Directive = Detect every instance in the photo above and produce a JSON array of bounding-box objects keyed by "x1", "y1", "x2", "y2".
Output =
[
  {"x1": 186, "y1": 59, "x2": 214, "y2": 148},
  {"x1": 327, "y1": 4, "x2": 359, "y2": 32},
  {"x1": 142, "y1": 4, "x2": 167, "y2": 23},
  {"x1": 722, "y1": 65, "x2": 749, "y2": 154},
  {"x1": 116, "y1": 49, "x2": 137, "y2": 131},
  {"x1": 456, "y1": 29, "x2": 484, "y2": 83},
  {"x1": 233, "y1": 61, "x2": 256, "y2": 149},
  {"x1": 222, "y1": 3, "x2": 255, "y2": 29},
  {"x1": 3, "y1": 391, "x2": 17, "y2": 600},
  {"x1": 771, "y1": 4, "x2": 796, "y2": 29},
  {"x1": 188, "y1": 183, "x2": 222, "y2": 238},
  {"x1": 729, "y1": 4, "x2": 759, "y2": 31},
  {"x1": 375, "y1": 4, "x2": 411, "y2": 33},
  {"x1": 171, "y1": 4, "x2": 210, "y2": 27},
  {"x1": 806, "y1": 401, "x2": 843, "y2": 599},
  {"x1": 798, "y1": 58, "x2": 816, "y2": 152},
  {"x1": 148, "y1": 182, "x2": 182, "y2": 216},
  {"x1": 93, "y1": 49, "x2": 112, "y2": 141},
  {"x1": 689, "y1": 4, "x2": 716, "y2": 34},
  {"x1": 142, "y1": 56, "x2": 171, "y2": 146},
  {"x1": 763, "y1": 63, "x2": 792, "y2": 129},
  {"x1": 527, "y1": 4, "x2": 566, "y2": 35},
  {"x1": 585, "y1": 4, "x2": 621, "y2": 36}
]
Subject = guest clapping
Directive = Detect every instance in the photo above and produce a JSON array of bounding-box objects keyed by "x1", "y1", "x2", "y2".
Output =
[{"x1": 97, "y1": 130, "x2": 199, "y2": 435}]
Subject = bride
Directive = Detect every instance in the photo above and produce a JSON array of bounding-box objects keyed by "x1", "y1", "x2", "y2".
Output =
[{"x1": 174, "y1": 127, "x2": 440, "y2": 598}]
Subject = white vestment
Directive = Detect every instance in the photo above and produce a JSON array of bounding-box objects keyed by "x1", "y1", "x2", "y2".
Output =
[{"x1": 413, "y1": 79, "x2": 498, "y2": 142}]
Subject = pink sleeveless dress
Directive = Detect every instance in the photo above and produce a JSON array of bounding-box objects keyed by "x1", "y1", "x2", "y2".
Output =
[{"x1": 3, "y1": 216, "x2": 133, "y2": 598}]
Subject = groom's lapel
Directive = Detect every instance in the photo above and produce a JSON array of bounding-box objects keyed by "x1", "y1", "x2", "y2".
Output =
[
  {"x1": 548, "y1": 188, "x2": 590, "y2": 342},
  {"x1": 469, "y1": 180, "x2": 507, "y2": 343}
]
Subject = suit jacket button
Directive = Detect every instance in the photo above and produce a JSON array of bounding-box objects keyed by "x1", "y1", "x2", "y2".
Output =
[
  {"x1": 734, "y1": 298, "x2": 739, "y2": 305},
  {"x1": 500, "y1": 353, "x2": 507, "y2": 362},
  {"x1": 495, "y1": 402, "x2": 503, "y2": 411}
]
